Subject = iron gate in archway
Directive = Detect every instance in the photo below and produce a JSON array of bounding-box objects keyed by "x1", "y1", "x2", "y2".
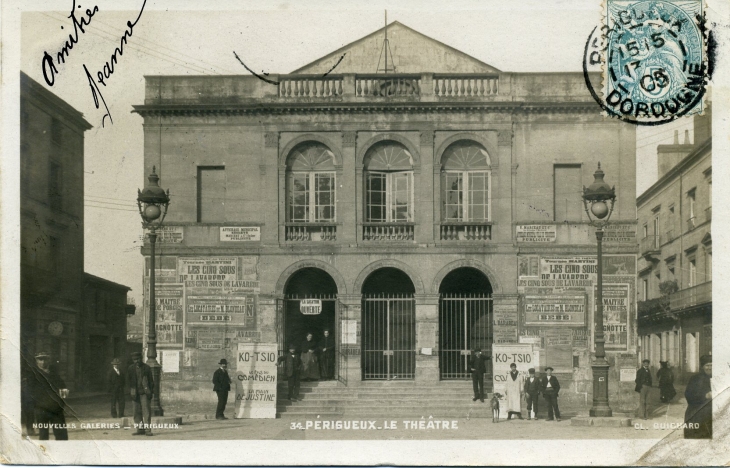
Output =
[
  {"x1": 439, "y1": 293, "x2": 493, "y2": 380},
  {"x1": 361, "y1": 294, "x2": 416, "y2": 380}
]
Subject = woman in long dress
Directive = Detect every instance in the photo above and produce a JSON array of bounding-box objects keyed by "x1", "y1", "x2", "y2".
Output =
[
  {"x1": 657, "y1": 361, "x2": 676, "y2": 403},
  {"x1": 300, "y1": 333, "x2": 320, "y2": 381},
  {"x1": 504, "y1": 363, "x2": 524, "y2": 420}
]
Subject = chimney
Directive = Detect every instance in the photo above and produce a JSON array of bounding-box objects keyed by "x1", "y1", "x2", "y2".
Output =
[
  {"x1": 657, "y1": 131, "x2": 694, "y2": 178},
  {"x1": 693, "y1": 102, "x2": 712, "y2": 145}
]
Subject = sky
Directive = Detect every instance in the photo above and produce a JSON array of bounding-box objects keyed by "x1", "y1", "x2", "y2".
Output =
[{"x1": 18, "y1": 0, "x2": 696, "y2": 310}]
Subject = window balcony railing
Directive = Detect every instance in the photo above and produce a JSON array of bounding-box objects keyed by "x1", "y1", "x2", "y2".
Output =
[
  {"x1": 687, "y1": 217, "x2": 696, "y2": 231},
  {"x1": 639, "y1": 235, "x2": 661, "y2": 256},
  {"x1": 362, "y1": 222, "x2": 415, "y2": 241},
  {"x1": 665, "y1": 230, "x2": 675, "y2": 242},
  {"x1": 705, "y1": 206, "x2": 712, "y2": 223},
  {"x1": 285, "y1": 223, "x2": 337, "y2": 242},
  {"x1": 669, "y1": 281, "x2": 712, "y2": 311},
  {"x1": 440, "y1": 222, "x2": 492, "y2": 241}
]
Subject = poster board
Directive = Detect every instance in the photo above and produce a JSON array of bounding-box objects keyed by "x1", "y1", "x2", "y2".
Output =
[
  {"x1": 492, "y1": 343, "x2": 536, "y2": 418},
  {"x1": 234, "y1": 342, "x2": 278, "y2": 419}
]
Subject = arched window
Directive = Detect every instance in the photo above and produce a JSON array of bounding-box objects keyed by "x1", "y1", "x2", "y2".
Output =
[
  {"x1": 441, "y1": 141, "x2": 491, "y2": 222},
  {"x1": 364, "y1": 141, "x2": 414, "y2": 222},
  {"x1": 286, "y1": 142, "x2": 336, "y2": 222}
]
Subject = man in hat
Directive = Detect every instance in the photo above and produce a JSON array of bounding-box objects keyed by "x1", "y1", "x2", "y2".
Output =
[
  {"x1": 523, "y1": 368, "x2": 540, "y2": 420},
  {"x1": 541, "y1": 367, "x2": 561, "y2": 421},
  {"x1": 278, "y1": 345, "x2": 303, "y2": 401},
  {"x1": 107, "y1": 358, "x2": 126, "y2": 418},
  {"x1": 635, "y1": 358, "x2": 653, "y2": 420},
  {"x1": 684, "y1": 355, "x2": 712, "y2": 439},
  {"x1": 505, "y1": 363, "x2": 524, "y2": 419},
  {"x1": 212, "y1": 358, "x2": 232, "y2": 420},
  {"x1": 318, "y1": 329, "x2": 336, "y2": 380},
  {"x1": 127, "y1": 351, "x2": 154, "y2": 436},
  {"x1": 468, "y1": 348, "x2": 489, "y2": 402},
  {"x1": 28, "y1": 351, "x2": 69, "y2": 440}
]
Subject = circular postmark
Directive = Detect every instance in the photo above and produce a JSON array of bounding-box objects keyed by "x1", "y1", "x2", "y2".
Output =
[{"x1": 583, "y1": 0, "x2": 709, "y2": 125}]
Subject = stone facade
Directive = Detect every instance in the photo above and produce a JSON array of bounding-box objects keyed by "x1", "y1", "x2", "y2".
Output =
[
  {"x1": 134, "y1": 23, "x2": 638, "y2": 409},
  {"x1": 637, "y1": 110, "x2": 712, "y2": 383}
]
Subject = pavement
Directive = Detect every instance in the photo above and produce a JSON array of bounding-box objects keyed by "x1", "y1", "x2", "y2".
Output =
[{"x1": 22, "y1": 384, "x2": 690, "y2": 441}]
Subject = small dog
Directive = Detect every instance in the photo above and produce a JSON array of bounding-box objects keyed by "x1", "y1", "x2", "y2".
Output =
[{"x1": 490, "y1": 393, "x2": 502, "y2": 423}]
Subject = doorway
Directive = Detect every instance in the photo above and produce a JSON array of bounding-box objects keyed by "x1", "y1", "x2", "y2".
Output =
[
  {"x1": 361, "y1": 268, "x2": 416, "y2": 380},
  {"x1": 438, "y1": 267, "x2": 493, "y2": 380}
]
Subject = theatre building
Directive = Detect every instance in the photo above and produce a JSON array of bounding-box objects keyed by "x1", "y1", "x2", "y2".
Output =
[{"x1": 134, "y1": 22, "x2": 638, "y2": 412}]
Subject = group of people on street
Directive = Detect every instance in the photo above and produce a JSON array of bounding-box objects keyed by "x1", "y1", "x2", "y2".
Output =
[
  {"x1": 276, "y1": 330, "x2": 336, "y2": 402},
  {"x1": 21, "y1": 350, "x2": 155, "y2": 440},
  {"x1": 468, "y1": 349, "x2": 562, "y2": 421},
  {"x1": 635, "y1": 355, "x2": 712, "y2": 439}
]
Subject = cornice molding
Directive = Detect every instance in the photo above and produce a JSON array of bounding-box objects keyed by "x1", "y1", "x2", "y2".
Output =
[{"x1": 133, "y1": 101, "x2": 600, "y2": 117}]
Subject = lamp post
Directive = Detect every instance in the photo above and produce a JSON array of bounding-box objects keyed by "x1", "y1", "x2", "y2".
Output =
[
  {"x1": 137, "y1": 166, "x2": 170, "y2": 417},
  {"x1": 582, "y1": 162, "x2": 616, "y2": 418}
]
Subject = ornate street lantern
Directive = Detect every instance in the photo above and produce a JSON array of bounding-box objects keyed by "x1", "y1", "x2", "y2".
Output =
[
  {"x1": 137, "y1": 166, "x2": 170, "y2": 416},
  {"x1": 582, "y1": 162, "x2": 616, "y2": 418}
]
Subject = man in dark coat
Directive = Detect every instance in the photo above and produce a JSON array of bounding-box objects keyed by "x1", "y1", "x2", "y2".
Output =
[
  {"x1": 212, "y1": 358, "x2": 232, "y2": 420},
  {"x1": 657, "y1": 361, "x2": 677, "y2": 403},
  {"x1": 635, "y1": 358, "x2": 653, "y2": 420},
  {"x1": 684, "y1": 355, "x2": 712, "y2": 439},
  {"x1": 524, "y1": 368, "x2": 541, "y2": 420},
  {"x1": 127, "y1": 351, "x2": 154, "y2": 436},
  {"x1": 21, "y1": 355, "x2": 36, "y2": 436},
  {"x1": 29, "y1": 351, "x2": 69, "y2": 440},
  {"x1": 468, "y1": 348, "x2": 489, "y2": 402},
  {"x1": 278, "y1": 345, "x2": 303, "y2": 401},
  {"x1": 318, "y1": 329, "x2": 336, "y2": 380},
  {"x1": 107, "y1": 358, "x2": 126, "y2": 418},
  {"x1": 541, "y1": 367, "x2": 561, "y2": 421}
]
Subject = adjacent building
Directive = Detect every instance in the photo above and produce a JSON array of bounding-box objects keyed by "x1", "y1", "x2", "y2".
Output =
[
  {"x1": 637, "y1": 109, "x2": 712, "y2": 382},
  {"x1": 134, "y1": 22, "x2": 638, "y2": 409},
  {"x1": 20, "y1": 72, "x2": 134, "y2": 392},
  {"x1": 81, "y1": 273, "x2": 136, "y2": 391}
]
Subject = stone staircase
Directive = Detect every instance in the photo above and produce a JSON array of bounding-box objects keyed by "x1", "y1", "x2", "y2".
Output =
[{"x1": 277, "y1": 380, "x2": 499, "y2": 418}]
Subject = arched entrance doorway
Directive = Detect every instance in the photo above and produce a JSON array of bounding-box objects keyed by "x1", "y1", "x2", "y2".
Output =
[
  {"x1": 361, "y1": 268, "x2": 416, "y2": 380},
  {"x1": 438, "y1": 267, "x2": 493, "y2": 380},
  {"x1": 283, "y1": 268, "x2": 338, "y2": 380}
]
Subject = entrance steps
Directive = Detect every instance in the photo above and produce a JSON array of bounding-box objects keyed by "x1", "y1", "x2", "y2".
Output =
[{"x1": 277, "y1": 380, "x2": 498, "y2": 418}]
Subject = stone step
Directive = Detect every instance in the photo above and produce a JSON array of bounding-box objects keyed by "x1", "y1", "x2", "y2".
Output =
[
  {"x1": 280, "y1": 386, "x2": 484, "y2": 393},
  {"x1": 277, "y1": 398, "x2": 493, "y2": 407},
  {"x1": 278, "y1": 395, "x2": 482, "y2": 402}
]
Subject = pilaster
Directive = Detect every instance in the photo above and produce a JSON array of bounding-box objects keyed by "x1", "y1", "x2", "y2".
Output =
[
  {"x1": 264, "y1": 131, "x2": 280, "y2": 244},
  {"x1": 418, "y1": 130, "x2": 435, "y2": 243},
  {"x1": 340, "y1": 132, "x2": 357, "y2": 244},
  {"x1": 415, "y1": 293, "x2": 439, "y2": 382}
]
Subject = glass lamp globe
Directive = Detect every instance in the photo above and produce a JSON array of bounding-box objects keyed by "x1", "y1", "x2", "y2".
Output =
[
  {"x1": 590, "y1": 201, "x2": 609, "y2": 219},
  {"x1": 143, "y1": 204, "x2": 162, "y2": 221}
]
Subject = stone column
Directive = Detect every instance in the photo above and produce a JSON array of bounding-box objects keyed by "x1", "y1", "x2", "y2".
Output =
[
  {"x1": 338, "y1": 294, "x2": 363, "y2": 386},
  {"x1": 415, "y1": 294, "x2": 440, "y2": 383}
]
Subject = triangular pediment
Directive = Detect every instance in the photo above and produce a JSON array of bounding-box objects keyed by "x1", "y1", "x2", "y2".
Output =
[{"x1": 291, "y1": 21, "x2": 500, "y2": 74}]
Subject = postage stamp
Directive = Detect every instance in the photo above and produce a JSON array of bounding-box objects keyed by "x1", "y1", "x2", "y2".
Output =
[
  {"x1": 1, "y1": 0, "x2": 728, "y2": 466},
  {"x1": 597, "y1": 0, "x2": 708, "y2": 124}
]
